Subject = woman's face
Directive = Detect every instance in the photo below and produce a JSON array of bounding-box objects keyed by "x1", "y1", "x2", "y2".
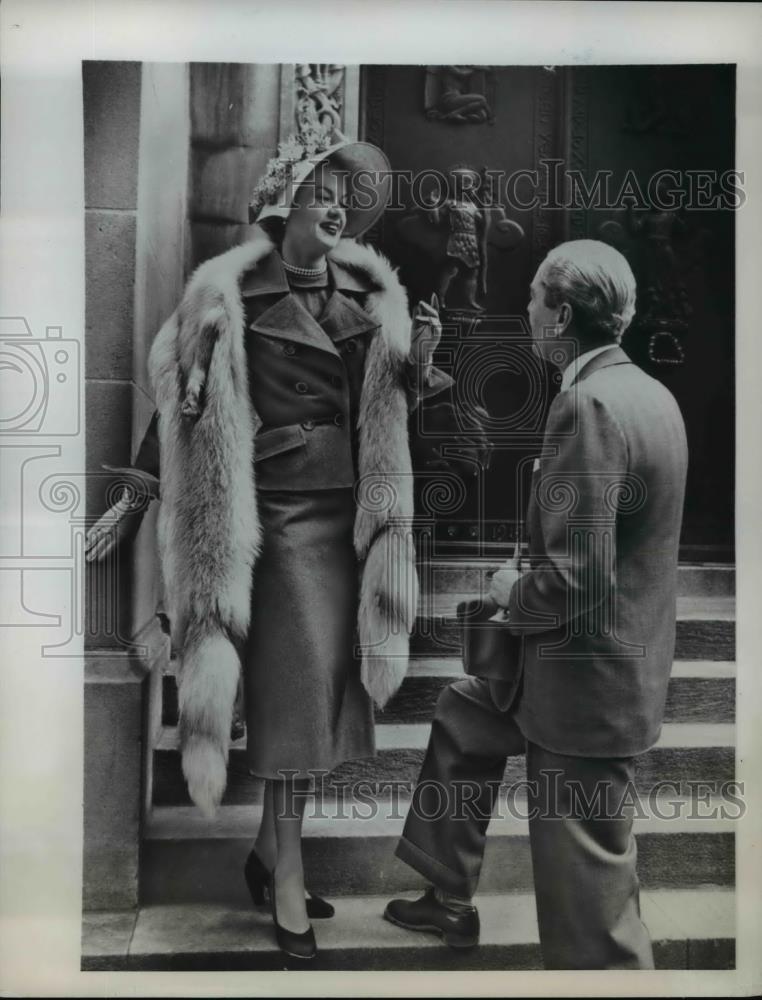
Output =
[{"x1": 285, "y1": 163, "x2": 348, "y2": 255}]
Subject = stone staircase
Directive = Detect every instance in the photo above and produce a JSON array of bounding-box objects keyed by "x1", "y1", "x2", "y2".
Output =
[{"x1": 82, "y1": 562, "x2": 736, "y2": 971}]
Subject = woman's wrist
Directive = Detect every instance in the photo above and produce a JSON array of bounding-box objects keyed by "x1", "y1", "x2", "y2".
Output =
[
  {"x1": 405, "y1": 352, "x2": 434, "y2": 387},
  {"x1": 114, "y1": 475, "x2": 158, "y2": 517},
  {"x1": 405, "y1": 357, "x2": 432, "y2": 392}
]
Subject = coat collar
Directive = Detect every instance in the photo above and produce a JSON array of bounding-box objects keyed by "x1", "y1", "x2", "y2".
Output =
[
  {"x1": 570, "y1": 344, "x2": 632, "y2": 387},
  {"x1": 321, "y1": 290, "x2": 380, "y2": 342},
  {"x1": 245, "y1": 250, "x2": 379, "y2": 354}
]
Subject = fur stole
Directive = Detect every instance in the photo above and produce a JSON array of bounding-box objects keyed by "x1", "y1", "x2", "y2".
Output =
[{"x1": 148, "y1": 231, "x2": 418, "y2": 814}]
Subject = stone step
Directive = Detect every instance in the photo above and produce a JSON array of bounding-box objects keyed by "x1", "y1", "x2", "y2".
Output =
[
  {"x1": 82, "y1": 888, "x2": 735, "y2": 971},
  {"x1": 162, "y1": 659, "x2": 735, "y2": 728},
  {"x1": 381, "y1": 664, "x2": 735, "y2": 724},
  {"x1": 423, "y1": 593, "x2": 736, "y2": 620},
  {"x1": 152, "y1": 722, "x2": 735, "y2": 807},
  {"x1": 410, "y1": 599, "x2": 735, "y2": 660},
  {"x1": 418, "y1": 560, "x2": 735, "y2": 599},
  {"x1": 141, "y1": 795, "x2": 736, "y2": 904},
  {"x1": 407, "y1": 658, "x2": 737, "y2": 680}
]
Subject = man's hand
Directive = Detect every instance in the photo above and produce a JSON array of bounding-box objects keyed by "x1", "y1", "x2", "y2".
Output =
[
  {"x1": 409, "y1": 294, "x2": 442, "y2": 380},
  {"x1": 489, "y1": 558, "x2": 522, "y2": 609}
]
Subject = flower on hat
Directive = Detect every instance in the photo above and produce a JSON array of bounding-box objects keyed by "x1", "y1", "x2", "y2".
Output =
[{"x1": 249, "y1": 123, "x2": 334, "y2": 216}]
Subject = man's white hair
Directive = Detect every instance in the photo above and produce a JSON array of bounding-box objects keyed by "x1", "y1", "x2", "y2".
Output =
[{"x1": 540, "y1": 239, "x2": 637, "y2": 344}]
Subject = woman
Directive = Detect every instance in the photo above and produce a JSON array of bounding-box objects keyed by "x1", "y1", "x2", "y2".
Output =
[{"x1": 85, "y1": 128, "x2": 450, "y2": 960}]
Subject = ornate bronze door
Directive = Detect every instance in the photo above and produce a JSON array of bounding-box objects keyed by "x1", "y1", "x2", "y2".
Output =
[{"x1": 361, "y1": 64, "x2": 735, "y2": 561}]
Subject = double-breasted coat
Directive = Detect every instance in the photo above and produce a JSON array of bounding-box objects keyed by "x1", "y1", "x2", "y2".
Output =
[{"x1": 133, "y1": 248, "x2": 452, "y2": 783}]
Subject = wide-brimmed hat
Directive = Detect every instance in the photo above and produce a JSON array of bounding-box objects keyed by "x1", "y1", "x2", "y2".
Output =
[{"x1": 249, "y1": 129, "x2": 391, "y2": 238}]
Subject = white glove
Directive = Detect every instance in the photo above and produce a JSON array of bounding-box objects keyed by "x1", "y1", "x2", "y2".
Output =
[
  {"x1": 409, "y1": 294, "x2": 443, "y2": 382},
  {"x1": 85, "y1": 487, "x2": 143, "y2": 562},
  {"x1": 488, "y1": 542, "x2": 523, "y2": 609}
]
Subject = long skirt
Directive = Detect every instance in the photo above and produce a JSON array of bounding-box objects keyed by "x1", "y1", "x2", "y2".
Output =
[{"x1": 243, "y1": 487, "x2": 376, "y2": 779}]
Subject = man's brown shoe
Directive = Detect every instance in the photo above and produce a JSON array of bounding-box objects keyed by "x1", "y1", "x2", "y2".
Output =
[{"x1": 383, "y1": 886, "x2": 480, "y2": 949}]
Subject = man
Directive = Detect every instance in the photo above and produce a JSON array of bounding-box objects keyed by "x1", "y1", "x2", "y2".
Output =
[{"x1": 384, "y1": 239, "x2": 688, "y2": 969}]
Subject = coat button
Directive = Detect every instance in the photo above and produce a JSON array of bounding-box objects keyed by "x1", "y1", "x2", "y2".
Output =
[
  {"x1": 295, "y1": 381, "x2": 309, "y2": 394},
  {"x1": 333, "y1": 412, "x2": 345, "y2": 427},
  {"x1": 301, "y1": 419, "x2": 315, "y2": 431},
  {"x1": 343, "y1": 339, "x2": 357, "y2": 354},
  {"x1": 283, "y1": 344, "x2": 297, "y2": 356},
  {"x1": 330, "y1": 374, "x2": 343, "y2": 388}
]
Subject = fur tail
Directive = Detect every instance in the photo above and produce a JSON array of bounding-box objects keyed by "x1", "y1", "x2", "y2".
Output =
[
  {"x1": 358, "y1": 530, "x2": 418, "y2": 709},
  {"x1": 177, "y1": 627, "x2": 240, "y2": 817}
]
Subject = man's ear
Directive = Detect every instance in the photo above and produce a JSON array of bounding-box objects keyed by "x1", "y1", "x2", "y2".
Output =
[{"x1": 557, "y1": 302, "x2": 572, "y2": 333}]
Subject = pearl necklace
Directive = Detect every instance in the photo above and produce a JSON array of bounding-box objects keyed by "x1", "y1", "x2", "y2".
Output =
[{"x1": 282, "y1": 258, "x2": 328, "y2": 278}]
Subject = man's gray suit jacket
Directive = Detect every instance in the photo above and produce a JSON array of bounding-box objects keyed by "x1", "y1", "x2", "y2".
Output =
[{"x1": 508, "y1": 345, "x2": 689, "y2": 758}]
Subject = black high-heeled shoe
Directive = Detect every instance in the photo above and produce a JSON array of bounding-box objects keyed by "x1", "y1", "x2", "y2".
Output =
[
  {"x1": 244, "y1": 848, "x2": 335, "y2": 919},
  {"x1": 268, "y1": 871, "x2": 317, "y2": 961},
  {"x1": 243, "y1": 848, "x2": 269, "y2": 906}
]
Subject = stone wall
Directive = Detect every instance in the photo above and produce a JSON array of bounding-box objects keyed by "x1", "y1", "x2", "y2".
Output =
[
  {"x1": 188, "y1": 62, "x2": 281, "y2": 266},
  {"x1": 82, "y1": 61, "x2": 188, "y2": 909},
  {"x1": 84, "y1": 60, "x2": 142, "y2": 652},
  {"x1": 186, "y1": 63, "x2": 361, "y2": 266}
]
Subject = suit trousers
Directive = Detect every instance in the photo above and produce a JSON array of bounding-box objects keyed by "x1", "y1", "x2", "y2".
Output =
[{"x1": 395, "y1": 676, "x2": 655, "y2": 969}]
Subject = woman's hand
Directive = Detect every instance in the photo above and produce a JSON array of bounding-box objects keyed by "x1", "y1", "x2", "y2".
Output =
[
  {"x1": 85, "y1": 488, "x2": 143, "y2": 562},
  {"x1": 409, "y1": 294, "x2": 443, "y2": 379}
]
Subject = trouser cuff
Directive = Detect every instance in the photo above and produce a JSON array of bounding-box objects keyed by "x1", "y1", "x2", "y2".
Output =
[{"x1": 395, "y1": 836, "x2": 478, "y2": 898}]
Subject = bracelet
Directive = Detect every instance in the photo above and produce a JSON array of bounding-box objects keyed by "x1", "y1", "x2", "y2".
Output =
[
  {"x1": 116, "y1": 482, "x2": 152, "y2": 514},
  {"x1": 112, "y1": 487, "x2": 138, "y2": 516}
]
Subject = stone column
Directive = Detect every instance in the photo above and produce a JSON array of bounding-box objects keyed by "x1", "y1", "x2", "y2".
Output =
[
  {"x1": 188, "y1": 62, "x2": 281, "y2": 266},
  {"x1": 82, "y1": 61, "x2": 189, "y2": 909}
]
